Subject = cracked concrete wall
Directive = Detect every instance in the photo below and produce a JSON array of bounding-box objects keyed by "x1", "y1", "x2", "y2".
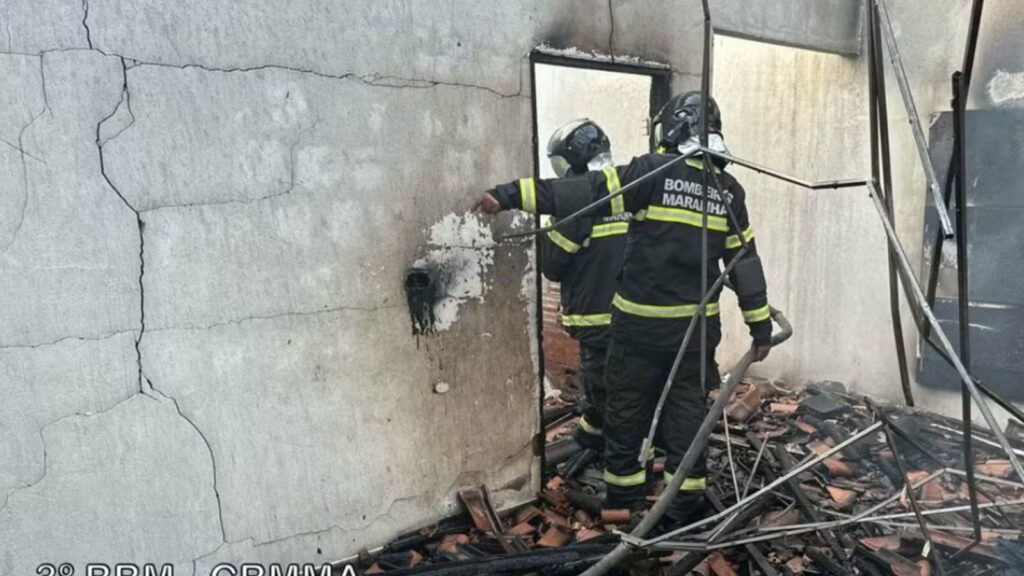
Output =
[{"x1": 1, "y1": 0, "x2": 828, "y2": 569}]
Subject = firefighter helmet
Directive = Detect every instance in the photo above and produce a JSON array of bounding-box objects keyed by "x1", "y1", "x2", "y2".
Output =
[{"x1": 546, "y1": 119, "x2": 612, "y2": 177}]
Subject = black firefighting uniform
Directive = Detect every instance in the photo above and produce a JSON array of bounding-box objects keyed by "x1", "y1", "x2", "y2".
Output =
[
  {"x1": 536, "y1": 168, "x2": 629, "y2": 450},
  {"x1": 490, "y1": 153, "x2": 771, "y2": 513}
]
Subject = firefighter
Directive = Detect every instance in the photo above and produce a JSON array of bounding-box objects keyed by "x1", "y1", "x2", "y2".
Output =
[
  {"x1": 474, "y1": 92, "x2": 771, "y2": 529},
  {"x1": 538, "y1": 119, "x2": 628, "y2": 454}
]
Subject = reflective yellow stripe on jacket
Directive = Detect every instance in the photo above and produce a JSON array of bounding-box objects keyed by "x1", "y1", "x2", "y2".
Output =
[
  {"x1": 725, "y1": 226, "x2": 755, "y2": 249},
  {"x1": 639, "y1": 205, "x2": 729, "y2": 232},
  {"x1": 547, "y1": 230, "x2": 581, "y2": 254},
  {"x1": 561, "y1": 313, "x2": 612, "y2": 327},
  {"x1": 518, "y1": 178, "x2": 537, "y2": 213},
  {"x1": 741, "y1": 304, "x2": 771, "y2": 323},
  {"x1": 603, "y1": 167, "x2": 624, "y2": 215},
  {"x1": 612, "y1": 294, "x2": 720, "y2": 319},
  {"x1": 590, "y1": 221, "x2": 629, "y2": 238},
  {"x1": 664, "y1": 471, "x2": 707, "y2": 491}
]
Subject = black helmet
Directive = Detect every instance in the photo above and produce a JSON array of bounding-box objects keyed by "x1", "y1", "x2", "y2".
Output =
[
  {"x1": 651, "y1": 91, "x2": 722, "y2": 149},
  {"x1": 546, "y1": 119, "x2": 611, "y2": 177}
]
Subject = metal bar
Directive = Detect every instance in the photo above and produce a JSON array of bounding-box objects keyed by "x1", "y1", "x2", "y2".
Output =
[
  {"x1": 499, "y1": 149, "x2": 697, "y2": 241},
  {"x1": 924, "y1": 0, "x2": 987, "y2": 315},
  {"x1": 722, "y1": 411, "x2": 741, "y2": 501},
  {"x1": 860, "y1": 521, "x2": 1023, "y2": 536},
  {"x1": 874, "y1": 0, "x2": 954, "y2": 237},
  {"x1": 946, "y1": 467, "x2": 1024, "y2": 490},
  {"x1": 643, "y1": 495, "x2": 1024, "y2": 552},
  {"x1": 887, "y1": 260, "x2": 1024, "y2": 429},
  {"x1": 880, "y1": 409, "x2": 1008, "y2": 524},
  {"x1": 669, "y1": 491, "x2": 780, "y2": 576},
  {"x1": 638, "y1": 244, "x2": 751, "y2": 464},
  {"x1": 580, "y1": 308, "x2": 793, "y2": 576},
  {"x1": 975, "y1": 380, "x2": 1024, "y2": 424},
  {"x1": 761, "y1": 469, "x2": 947, "y2": 534},
  {"x1": 868, "y1": 0, "x2": 880, "y2": 186},
  {"x1": 865, "y1": 181, "x2": 1024, "y2": 486},
  {"x1": 852, "y1": 497, "x2": 1024, "y2": 524},
  {"x1": 772, "y1": 440, "x2": 851, "y2": 558},
  {"x1": 754, "y1": 496, "x2": 1024, "y2": 539},
  {"x1": 871, "y1": 0, "x2": 914, "y2": 406},
  {"x1": 701, "y1": 148, "x2": 867, "y2": 190},
  {"x1": 740, "y1": 431, "x2": 768, "y2": 499},
  {"x1": 875, "y1": 409, "x2": 947, "y2": 574},
  {"x1": 641, "y1": 419, "x2": 880, "y2": 548},
  {"x1": 952, "y1": 70, "x2": 982, "y2": 541},
  {"x1": 698, "y1": 0, "x2": 713, "y2": 422}
]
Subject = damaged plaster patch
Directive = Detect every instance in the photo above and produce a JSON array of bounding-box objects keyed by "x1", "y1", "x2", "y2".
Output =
[
  {"x1": 413, "y1": 213, "x2": 495, "y2": 331},
  {"x1": 987, "y1": 70, "x2": 1024, "y2": 106},
  {"x1": 514, "y1": 213, "x2": 541, "y2": 395}
]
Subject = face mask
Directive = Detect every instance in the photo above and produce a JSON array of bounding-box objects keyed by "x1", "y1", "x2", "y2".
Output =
[{"x1": 587, "y1": 152, "x2": 614, "y2": 172}]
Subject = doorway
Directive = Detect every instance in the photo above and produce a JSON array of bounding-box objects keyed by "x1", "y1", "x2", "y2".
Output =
[{"x1": 529, "y1": 51, "x2": 670, "y2": 398}]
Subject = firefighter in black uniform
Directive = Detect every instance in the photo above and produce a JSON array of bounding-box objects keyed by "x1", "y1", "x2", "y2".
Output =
[
  {"x1": 475, "y1": 92, "x2": 771, "y2": 529},
  {"x1": 530, "y1": 119, "x2": 628, "y2": 452}
]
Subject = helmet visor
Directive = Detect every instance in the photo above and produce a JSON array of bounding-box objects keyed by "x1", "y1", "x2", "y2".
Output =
[
  {"x1": 549, "y1": 154, "x2": 572, "y2": 178},
  {"x1": 652, "y1": 120, "x2": 663, "y2": 146},
  {"x1": 547, "y1": 119, "x2": 587, "y2": 156}
]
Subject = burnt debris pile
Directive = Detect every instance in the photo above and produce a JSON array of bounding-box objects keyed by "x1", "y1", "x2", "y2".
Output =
[{"x1": 342, "y1": 382, "x2": 1024, "y2": 575}]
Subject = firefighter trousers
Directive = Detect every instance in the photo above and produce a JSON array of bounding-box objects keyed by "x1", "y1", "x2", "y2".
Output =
[
  {"x1": 575, "y1": 342, "x2": 608, "y2": 451},
  {"x1": 602, "y1": 338, "x2": 717, "y2": 509}
]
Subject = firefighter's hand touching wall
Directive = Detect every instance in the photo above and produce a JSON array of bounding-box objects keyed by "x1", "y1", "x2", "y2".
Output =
[{"x1": 472, "y1": 191, "x2": 501, "y2": 214}]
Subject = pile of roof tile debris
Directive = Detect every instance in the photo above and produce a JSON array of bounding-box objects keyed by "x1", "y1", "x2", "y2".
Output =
[{"x1": 343, "y1": 381, "x2": 1024, "y2": 575}]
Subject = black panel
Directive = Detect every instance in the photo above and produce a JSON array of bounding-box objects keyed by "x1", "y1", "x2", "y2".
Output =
[
  {"x1": 918, "y1": 299, "x2": 1024, "y2": 399},
  {"x1": 918, "y1": 109, "x2": 1024, "y2": 399}
]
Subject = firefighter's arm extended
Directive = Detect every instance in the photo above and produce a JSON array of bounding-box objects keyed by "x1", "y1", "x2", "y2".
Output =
[
  {"x1": 473, "y1": 155, "x2": 658, "y2": 218},
  {"x1": 722, "y1": 181, "x2": 772, "y2": 361}
]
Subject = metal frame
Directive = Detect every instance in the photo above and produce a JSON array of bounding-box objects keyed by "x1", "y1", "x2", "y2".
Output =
[{"x1": 502, "y1": 0, "x2": 1024, "y2": 572}]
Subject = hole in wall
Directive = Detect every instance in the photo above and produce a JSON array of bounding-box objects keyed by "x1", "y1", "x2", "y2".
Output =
[{"x1": 405, "y1": 265, "x2": 440, "y2": 335}]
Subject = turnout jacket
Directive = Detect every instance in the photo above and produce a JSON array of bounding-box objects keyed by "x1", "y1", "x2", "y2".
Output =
[
  {"x1": 490, "y1": 153, "x2": 771, "y2": 352},
  {"x1": 537, "y1": 168, "x2": 629, "y2": 347}
]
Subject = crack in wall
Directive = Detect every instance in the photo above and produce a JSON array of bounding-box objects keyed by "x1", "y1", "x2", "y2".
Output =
[
  {"x1": 0, "y1": 304, "x2": 399, "y2": 349},
  {"x1": 95, "y1": 56, "x2": 144, "y2": 393},
  {"x1": 0, "y1": 47, "x2": 528, "y2": 100},
  {"x1": 607, "y1": 0, "x2": 616, "y2": 62},
  {"x1": 2, "y1": 17, "x2": 534, "y2": 562},
  {"x1": 147, "y1": 302, "x2": 401, "y2": 334},
  {"x1": 143, "y1": 378, "x2": 229, "y2": 545},
  {"x1": 81, "y1": 0, "x2": 92, "y2": 50},
  {"x1": 0, "y1": 329, "x2": 135, "y2": 351},
  {"x1": 0, "y1": 55, "x2": 50, "y2": 258},
  {"x1": 0, "y1": 391, "x2": 138, "y2": 514}
]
